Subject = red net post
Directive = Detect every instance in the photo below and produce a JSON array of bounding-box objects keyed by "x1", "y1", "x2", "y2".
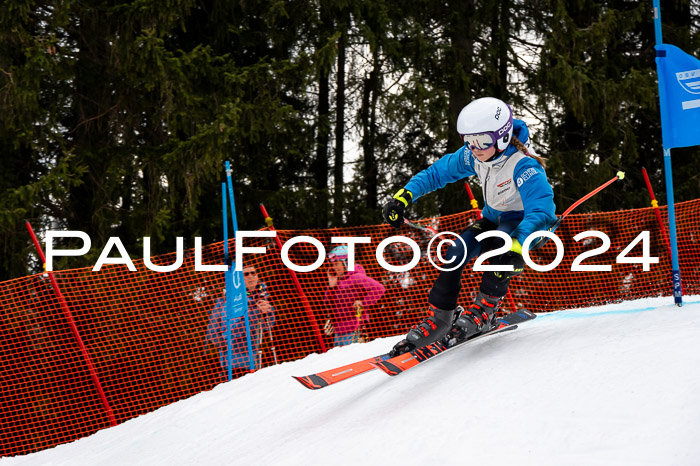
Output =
[
  {"x1": 24, "y1": 222, "x2": 117, "y2": 427},
  {"x1": 259, "y1": 204, "x2": 327, "y2": 353}
]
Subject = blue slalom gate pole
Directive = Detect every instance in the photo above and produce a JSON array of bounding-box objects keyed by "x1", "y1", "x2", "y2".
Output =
[
  {"x1": 222, "y1": 182, "x2": 233, "y2": 382},
  {"x1": 662, "y1": 151, "x2": 683, "y2": 305},
  {"x1": 652, "y1": 0, "x2": 683, "y2": 306},
  {"x1": 225, "y1": 161, "x2": 255, "y2": 370}
]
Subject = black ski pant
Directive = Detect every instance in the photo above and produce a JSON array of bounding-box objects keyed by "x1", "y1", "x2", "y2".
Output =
[{"x1": 427, "y1": 217, "x2": 520, "y2": 310}]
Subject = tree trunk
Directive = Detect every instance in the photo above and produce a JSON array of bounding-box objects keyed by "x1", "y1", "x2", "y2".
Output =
[
  {"x1": 361, "y1": 50, "x2": 380, "y2": 215},
  {"x1": 447, "y1": 0, "x2": 475, "y2": 151},
  {"x1": 441, "y1": 0, "x2": 475, "y2": 216},
  {"x1": 496, "y1": 0, "x2": 509, "y2": 98},
  {"x1": 313, "y1": 4, "x2": 332, "y2": 227},
  {"x1": 333, "y1": 24, "x2": 346, "y2": 226},
  {"x1": 67, "y1": 7, "x2": 113, "y2": 244}
]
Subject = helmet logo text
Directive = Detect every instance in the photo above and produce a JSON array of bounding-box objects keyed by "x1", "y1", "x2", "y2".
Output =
[{"x1": 498, "y1": 119, "x2": 512, "y2": 136}]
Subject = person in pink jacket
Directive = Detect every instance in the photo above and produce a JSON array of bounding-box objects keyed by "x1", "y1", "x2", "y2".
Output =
[{"x1": 323, "y1": 245, "x2": 386, "y2": 347}]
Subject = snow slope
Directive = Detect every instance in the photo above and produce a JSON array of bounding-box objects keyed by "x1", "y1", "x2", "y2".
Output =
[{"x1": 4, "y1": 297, "x2": 700, "y2": 466}]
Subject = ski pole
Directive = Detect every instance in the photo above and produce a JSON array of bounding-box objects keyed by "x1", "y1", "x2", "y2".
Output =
[
  {"x1": 403, "y1": 218, "x2": 438, "y2": 235},
  {"x1": 265, "y1": 314, "x2": 279, "y2": 364},
  {"x1": 256, "y1": 324, "x2": 264, "y2": 369},
  {"x1": 530, "y1": 171, "x2": 625, "y2": 250},
  {"x1": 352, "y1": 303, "x2": 364, "y2": 344}
]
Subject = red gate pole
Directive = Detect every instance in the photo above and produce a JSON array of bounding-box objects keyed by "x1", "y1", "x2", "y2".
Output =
[
  {"x1": 463, "y1": 182, "x2": 481, "y2": 213},
  {"x1": 25, "y1": 221, "x2": 117, "y2": 426},
  {"x1": 641, "y1": 167, "x2": 673, "y2": 261},
  {"x1": 258, "y1": 205, "x2": 327, "y2": 353},
  {"x1": 464, "y1": 182, "x2": 518, "y2": 314}
]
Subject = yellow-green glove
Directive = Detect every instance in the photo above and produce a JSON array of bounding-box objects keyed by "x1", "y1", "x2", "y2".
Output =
[
  {"x1": 494, "y1": 239, "x2": 525, "y2": 279},
  {"x1": 382, "y1": 189, "x2": 413, "y2": 228}
]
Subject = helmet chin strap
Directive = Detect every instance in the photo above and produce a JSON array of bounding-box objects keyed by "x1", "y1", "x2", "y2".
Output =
[{"x1": 486, "y1": 134, "x2": 511, "y2": 161}]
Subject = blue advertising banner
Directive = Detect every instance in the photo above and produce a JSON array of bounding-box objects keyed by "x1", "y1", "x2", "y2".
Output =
[{"x1": 655, "y1": 44, "x2": 700, "y2": 149}]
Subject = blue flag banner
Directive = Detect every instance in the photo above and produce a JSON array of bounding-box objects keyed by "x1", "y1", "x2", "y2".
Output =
[{"x1": 655, "y1": 44, "x2": 700, "y2": 149}]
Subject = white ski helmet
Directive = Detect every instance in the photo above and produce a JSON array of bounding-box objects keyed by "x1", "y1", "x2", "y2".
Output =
[{"x1": 457, "y1": 97, "x2": 513, "y2": 152}]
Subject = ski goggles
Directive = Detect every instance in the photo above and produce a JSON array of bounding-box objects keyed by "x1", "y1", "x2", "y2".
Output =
[
  {"x1": 327, "y1": 252, "x2": 347, "y2": 262},
  {"x1": 461, "y1": 112, "x2": 514, "y2": 151},
  {"x1": 461, "y1": 132, "x2": 499, "y2": 151}
]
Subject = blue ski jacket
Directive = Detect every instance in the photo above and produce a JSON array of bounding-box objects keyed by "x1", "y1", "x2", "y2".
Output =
[{"x1": 404, "y1": 120, "x2": 556, "y2": 245}]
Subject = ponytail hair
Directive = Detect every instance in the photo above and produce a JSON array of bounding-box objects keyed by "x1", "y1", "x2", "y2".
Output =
[{"x1": 511, "y1": 137, "x2": 547, "y2": 169}]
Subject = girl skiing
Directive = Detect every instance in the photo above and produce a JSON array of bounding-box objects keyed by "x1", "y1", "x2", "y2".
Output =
[{"x1": 382, "y1": 97, "x2": 556, "y2": 351}]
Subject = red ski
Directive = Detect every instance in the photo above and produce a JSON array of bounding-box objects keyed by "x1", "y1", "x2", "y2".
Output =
[
  {"x1": 294, "y1": 309, "x2": 536, "y2": 388},
  {"x1": 293, "y1": 353, "x2": 390, "y2": 390}
]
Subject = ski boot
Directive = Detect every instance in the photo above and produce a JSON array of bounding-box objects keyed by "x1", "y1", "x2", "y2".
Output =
[
  {"x1": 453, "y1": 292, "x2": 501, "y2": 340},
  {"x1": 390, "y1": 305, "x2": 457, "y2": 357}
]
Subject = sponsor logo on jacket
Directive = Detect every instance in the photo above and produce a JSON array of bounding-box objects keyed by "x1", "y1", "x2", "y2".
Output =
[
  {"x1": 496, "y1": 178, "x2": 513, "y2": 196},
  {"x1": 463, "y1": 149, "x2": 474, "y2": 167},
  {"x1": 516, "y1": 168, "x2": 538, "y2": 187}
]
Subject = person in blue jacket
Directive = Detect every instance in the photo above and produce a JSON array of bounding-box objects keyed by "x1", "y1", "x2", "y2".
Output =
[
  {"x1": 205, "y1": 265, "x2": 275, "y2": 376},
  {"x1": 382, "y1": 97, "x2": 556, "y2": 352}
]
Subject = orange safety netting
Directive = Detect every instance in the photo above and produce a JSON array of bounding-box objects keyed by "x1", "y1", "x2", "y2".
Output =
[{"x1": 2, "y1": 200, "x2": 700, "y2": 457}]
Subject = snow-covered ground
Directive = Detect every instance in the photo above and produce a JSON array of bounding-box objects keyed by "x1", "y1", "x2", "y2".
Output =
[{"x1": 4, "y1": 296, "x2": 700, "y2": 466}]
